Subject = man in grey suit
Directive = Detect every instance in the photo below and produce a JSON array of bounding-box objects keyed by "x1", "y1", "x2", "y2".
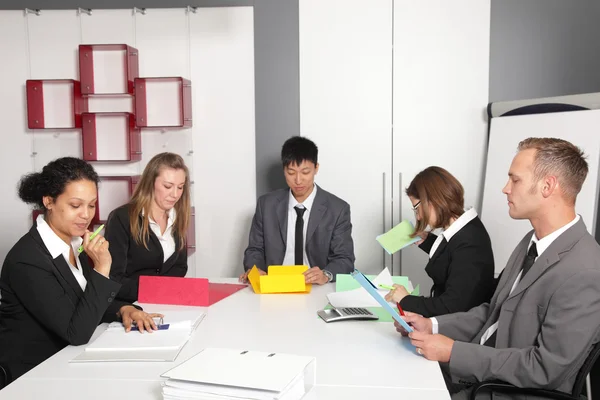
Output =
[
  {"x1": 240, "y1": 136, "x2": 355, "y2": 284},
  {"x1": 396, "y1": 138, "x2": 600, "y2": 399}
]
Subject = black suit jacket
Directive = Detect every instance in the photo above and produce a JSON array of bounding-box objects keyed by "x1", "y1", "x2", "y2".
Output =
[
  {"x1": 399, "y1": 217, "x2": 495, "y2": 317},
  {"x1": 105, "y1": 204, "x2": 188, "y2": 303},
  {"x1": 0, "y1": 225, "x2": 129, "y2": 381}
]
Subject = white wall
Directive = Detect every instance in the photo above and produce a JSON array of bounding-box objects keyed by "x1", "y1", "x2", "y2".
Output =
[
  {"x1": 0, "y1": 11, "x2": 33, "y2": 265},
  {"x1": 0, "y1": 8, "x2": 256, "y2": 279},
  {"x1": 190, "y1": 7, "x2": 256, "y2": 278}
]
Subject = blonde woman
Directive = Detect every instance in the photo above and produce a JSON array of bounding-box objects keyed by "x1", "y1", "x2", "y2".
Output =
[{"x1": 105, "y1": 153, "x2": 192, "y2": 302}]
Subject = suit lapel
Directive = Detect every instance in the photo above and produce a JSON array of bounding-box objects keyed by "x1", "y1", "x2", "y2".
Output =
[
  {"x1": 53, "y1": 257, "x2": 85, "y2": 297},
  {"x1": 507, "y1": 219, "x2": 586, "y2": 301},
  {"x1": 277, "y1": 191, "x2": 288, "y2": 246},
  {"x1": 306, "y1": 188, "x2": 327, "y2": 244},
  {"x1": 494, "y1": 245, "x2": 527, "y2": 307},
  {"x1": 427, "y1": 237, "x2": 448, "y2": 266},
  {"x1": 29, "y1": 226, "x2": 84, "y2": 297}
]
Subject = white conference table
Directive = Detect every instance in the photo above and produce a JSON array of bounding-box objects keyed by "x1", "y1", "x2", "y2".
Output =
[{"x1": 0, "y1": 278, "x2": 450, "y2": 399}]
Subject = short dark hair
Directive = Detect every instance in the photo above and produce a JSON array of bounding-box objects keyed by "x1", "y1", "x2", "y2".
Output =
[
  {"x1": 281, "y1": 136, "x2": 318, "y2": 168},
  {"x1": 405, "y1": 166, "x2": 464, "y2": 233},
  {"x1": 18, "y1": 157, "x2": 99, "y2": 211}
]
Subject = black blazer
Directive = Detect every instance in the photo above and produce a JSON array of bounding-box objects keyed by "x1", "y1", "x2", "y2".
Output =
[
  {"x1": 0, "y1": 225, "x2": 129, "y2": 381},
  {"x1": 399, "y1": 216, "x2": 495, "y2": 317},
  {"x1": 105, "y1": 204, "x2": 188, "y2": 303}
]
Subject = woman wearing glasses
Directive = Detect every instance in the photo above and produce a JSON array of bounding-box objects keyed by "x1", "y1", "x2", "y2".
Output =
[{"x1": 385, "y1": 166, "x2": 495, "y2": 317}]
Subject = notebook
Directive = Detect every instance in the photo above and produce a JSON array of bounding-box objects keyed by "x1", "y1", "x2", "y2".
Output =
[
  {"x1": 70, "y1": 310, "x2": 205, "y2": 363},
  {"x1": 160, "y1": 348, "x2": 316, "y2": 400}
]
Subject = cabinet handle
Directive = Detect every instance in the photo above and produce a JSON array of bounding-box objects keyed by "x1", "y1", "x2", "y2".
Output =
[
  {"x1": 398, "y1": 172, "x2": 403, "y2": 276},
  {"x1": 382, "y1": 172, "x2": 386, "y2": 270}
]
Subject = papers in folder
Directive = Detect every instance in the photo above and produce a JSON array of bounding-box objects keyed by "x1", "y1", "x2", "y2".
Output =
[
  {"x1": 70, "y1": 310, "x2": 205, "y2": 363},
  {"x1": 351, "y1": 270, "x2": 413, "y2": 333},
  {"x1": 160, "y1": 348, "x2": 316, "y2": 400},
  {"x1": 326, "y1": 268, "x2": 414, "y2": 308},
  {"x1": 376, "y1": 220, "x2": 421, "y2": 254}
]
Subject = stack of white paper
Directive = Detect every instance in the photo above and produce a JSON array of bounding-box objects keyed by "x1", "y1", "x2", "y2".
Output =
[
  {"x1": 161, "y1": 348, "x2": 316, "y2": 400},
  {"x1": 70, "y1": 310, "x2": 205, "y2": 363},
  {"x1": 326, "y1": 268, "x2": 413, "y2": 308}
]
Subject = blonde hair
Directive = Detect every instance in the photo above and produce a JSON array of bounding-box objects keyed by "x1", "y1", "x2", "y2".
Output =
[
  {"x1": 129, "y1": 153, "x2": 191, "y2": 251},
  {"x1": 518, "y1": 138, "x2": 588, "y2": 204}
]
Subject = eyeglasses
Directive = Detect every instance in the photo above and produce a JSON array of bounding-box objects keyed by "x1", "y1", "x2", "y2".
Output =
[{"x1": 411, "y1": 201, "x2": 421, "y2": 213}]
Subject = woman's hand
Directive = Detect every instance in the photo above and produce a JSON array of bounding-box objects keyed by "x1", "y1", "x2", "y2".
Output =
[
  {"x1": 83, "y1": 231, "x2": 112, "y2": 277},
  {"x1": 384, "y1": 284, "x2": 410, "y2": 303},
  {"x1": 415, "y1": 231, "x2": 429, "y2": 246},
  {"x1": 119, "y1": 306, "x2": 165, "y2": 333}
]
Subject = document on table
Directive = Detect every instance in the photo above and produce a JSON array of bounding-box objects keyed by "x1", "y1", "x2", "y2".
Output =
[
  {"x1": 351, "y1": 270, "x2": 413, "y2": 333},
  {"x1": 326, "y1": 268, "x2": 413, "y2": 308},
  {"x1": 70, "y1": 310, "x2": 205, "y2": 363},
  {"x1": 160, "y1": 348, "x2": 316, "y2": 400}
]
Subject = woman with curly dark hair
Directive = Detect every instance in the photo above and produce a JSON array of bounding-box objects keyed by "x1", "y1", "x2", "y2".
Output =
[{"x1": 0, "y1": 157, "x2": 162, "y2": 385}]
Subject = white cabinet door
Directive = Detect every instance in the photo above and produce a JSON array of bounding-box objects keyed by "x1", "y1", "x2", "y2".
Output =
[
  {"x1": 393, "y1": 0, "x2": 491, "y2": 292},
  {"x1": 300, "y1": 0, "x2": 393, "y2": 275},
  {"x1": 190, "y1": 7, "x2": 256, "y2": 278}
]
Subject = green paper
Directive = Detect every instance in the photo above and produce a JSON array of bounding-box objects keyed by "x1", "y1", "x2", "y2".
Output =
[
  {"x1": 335, "y1": 274, "x2": 410, "y2": 292},
  {"x1": 412, "y1": 284, "x2": 420, "y2": 296},
  {"x1": 376, "y1": 220, "x2": 420, "y2": 254}
]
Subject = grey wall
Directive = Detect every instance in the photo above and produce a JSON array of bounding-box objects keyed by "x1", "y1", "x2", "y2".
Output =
[
  {"x1": 489, "y1": 0, "x2": 600, "y2": 102},
  {"x1": 1, "y1": 0, "x2": 295, "y2": 197}
]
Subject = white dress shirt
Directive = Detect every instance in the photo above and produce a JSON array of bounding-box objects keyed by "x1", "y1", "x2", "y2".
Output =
[
  {"x1": 428, "y1": 207, "x2": 478, "y2": 258},
  {"x1": 282, "y1": 185, "x2": 318, "y2": 266},
  {"x1": 146, "y1": 208, "x2": 177, "y2": 262},
  {"x1": 431, "y1": 214, "x2": 581, "y2": 336},
  {"x1": 36, "y1": 214, "x2": 87, "y2": 291}
]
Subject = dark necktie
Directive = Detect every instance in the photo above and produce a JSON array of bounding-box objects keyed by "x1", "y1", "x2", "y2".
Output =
[
  {"x1": 294, "y1": 206, "x2": 306, "y2": 265},
  {"x1": 483, "y1": 242, "x2": 538, "y2": 347}
]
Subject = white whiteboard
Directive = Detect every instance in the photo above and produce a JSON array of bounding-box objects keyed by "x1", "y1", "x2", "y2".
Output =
[{"x1": 481, "y1": 110, "x2": 600, "y2": 274}]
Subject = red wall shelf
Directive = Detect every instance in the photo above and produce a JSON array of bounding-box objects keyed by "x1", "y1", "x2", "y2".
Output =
[
  {"x1": 79, "y1": 44, "x2": 139, "y2": 95},
  {"x1": 26, "y1": 79, "x2": 87, "y2": 129},
  {"x1": 134, "y1": 77, "x2": 192, "y2": 128},
  {"x1": 82, "y1": 112, "x2": 141, "y2": 162}
]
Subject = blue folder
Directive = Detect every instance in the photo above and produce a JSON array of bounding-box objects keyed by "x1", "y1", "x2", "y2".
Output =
[{"x1": 351, "y1": 269, "x2": 413, "y2": 333}]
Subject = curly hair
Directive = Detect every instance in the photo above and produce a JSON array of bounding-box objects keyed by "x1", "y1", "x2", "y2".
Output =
[{"x1": 18, "y1": 157, "x2": 99, "y2": 210}]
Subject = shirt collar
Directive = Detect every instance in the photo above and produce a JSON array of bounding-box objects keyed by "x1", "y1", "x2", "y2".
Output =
[
  {"x1": 144, "y1": 207, "x2": 176, "y2": 227},
  {"x1": 289, "y1": 184, "x2": 318, "y2": 211},
  {"x1": 529, "y1": 214, "x2": 580, "y2": 258},
  {"x1": 442, "y1": 207, "x2": 478, "y2": 241},
  {"x1": 36, "y1": 214, "x2": 83, "y2": 259}
]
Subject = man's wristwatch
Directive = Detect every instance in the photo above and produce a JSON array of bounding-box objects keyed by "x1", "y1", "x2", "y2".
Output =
[{"x1": 322, "y1": 269, "x2": 333, "y2": 283}]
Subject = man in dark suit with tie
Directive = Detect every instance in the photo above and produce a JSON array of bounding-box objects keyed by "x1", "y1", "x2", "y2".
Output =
[
  {"x1": 396, "y1": 138, "x2": 600, "y2": 399},
  {"x1": 240, "y1": 136, "x2": 355, "y2": 284}
]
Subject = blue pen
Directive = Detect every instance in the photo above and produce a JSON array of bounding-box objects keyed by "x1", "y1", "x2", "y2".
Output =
[{"x1": 128, "y1": 323, "x2": 170, "y2": 332}]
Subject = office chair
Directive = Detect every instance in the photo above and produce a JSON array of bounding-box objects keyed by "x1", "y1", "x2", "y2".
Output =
[{"x1": 470, "y1": 341, "x2": 600, "y2": 400}]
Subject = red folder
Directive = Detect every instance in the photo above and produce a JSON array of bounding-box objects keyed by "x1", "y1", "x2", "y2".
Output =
[
  {"x1": 208, "y1": 282, "x2": 247, "y2": 306},
  {"x1": 138, "y1": 276, "x2": 246, "y2": 306}
]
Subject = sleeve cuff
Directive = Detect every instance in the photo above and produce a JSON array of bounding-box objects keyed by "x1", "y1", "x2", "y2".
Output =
[{"x1": 431, "y1": 317, "x2": 439, "y2": 334}]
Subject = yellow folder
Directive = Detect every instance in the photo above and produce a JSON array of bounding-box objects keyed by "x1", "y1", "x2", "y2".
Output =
[{"x1": 248, "y1": 265, "x2": 312, "y2": 294}]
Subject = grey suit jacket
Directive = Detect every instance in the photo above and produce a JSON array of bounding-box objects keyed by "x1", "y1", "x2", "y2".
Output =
[
  {"x1": 436, "y1": 218, "x2": 600, "y2": 395},
  {"x1": 243, "y1": 185, "x2": 355, "y2": 280}
]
